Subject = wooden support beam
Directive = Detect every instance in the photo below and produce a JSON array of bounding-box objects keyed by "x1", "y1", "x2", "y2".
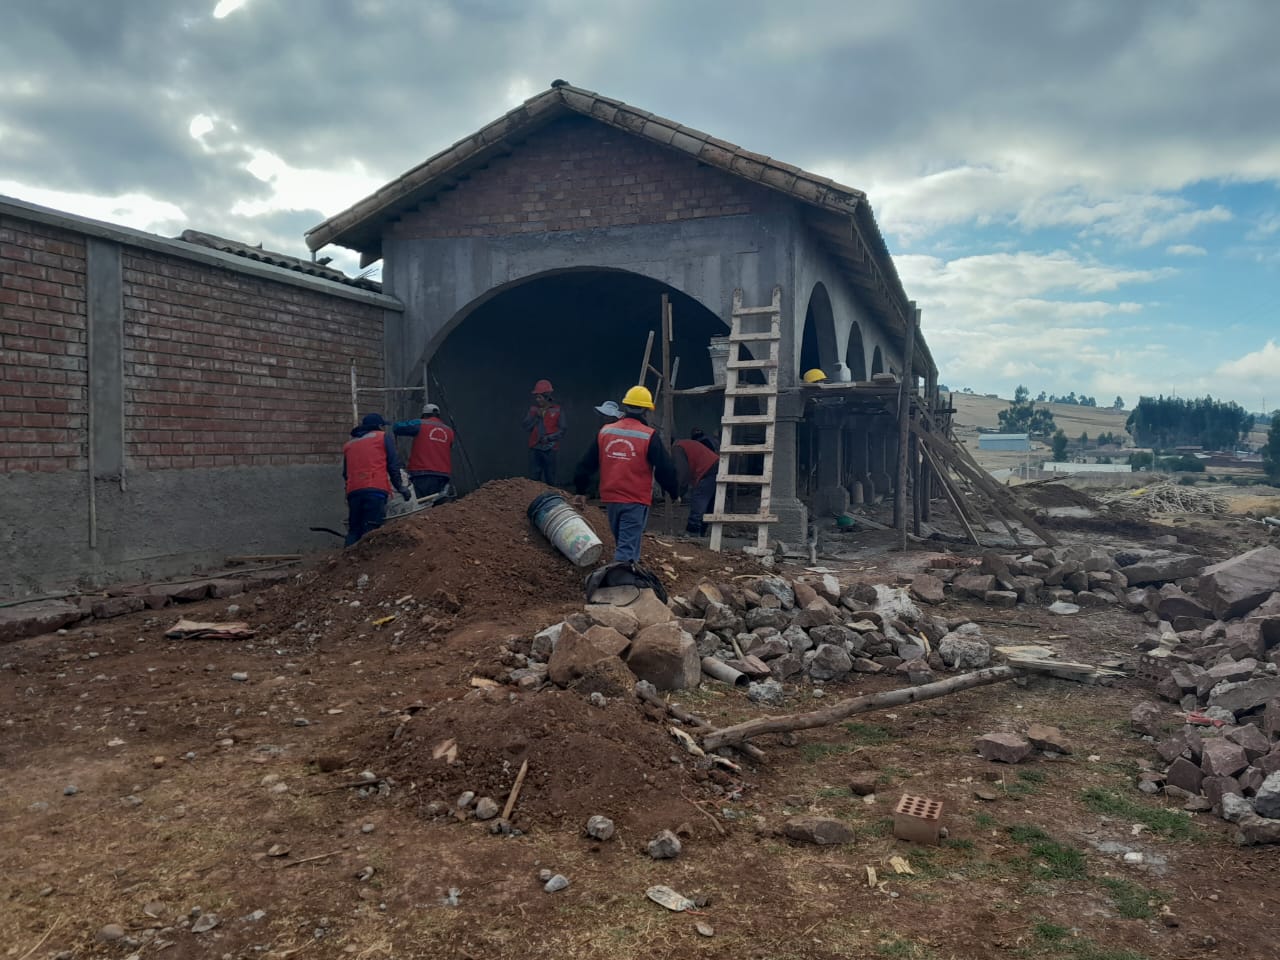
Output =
[{"x1": 895, "y1": 307, "x2": 918, "y2": 551}]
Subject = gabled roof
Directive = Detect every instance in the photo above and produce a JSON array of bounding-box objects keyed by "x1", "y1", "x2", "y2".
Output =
[{"x1": 305, "y1": 81, "x2": 931, "y2": 376}]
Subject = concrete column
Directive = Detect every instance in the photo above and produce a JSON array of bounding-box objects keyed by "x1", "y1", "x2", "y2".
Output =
[
  {"x1": 771, "y1": 392, "x2": 808, "y2": 543},
  {"x1": 868, "y1": 425, "x2": 892, "y2": 501},
  {"x1": 813, "y1": 425, "x2": 849, "y2": 517}
]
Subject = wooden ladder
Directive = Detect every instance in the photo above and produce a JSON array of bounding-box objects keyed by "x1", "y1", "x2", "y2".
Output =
[{"x1": 706, "y1": 286, "x2": 781, "y2": 552}]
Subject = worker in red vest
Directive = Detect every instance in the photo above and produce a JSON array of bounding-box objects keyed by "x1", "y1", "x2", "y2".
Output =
[
  {"x1": 573, "y1": 386, "x2": 678, "y2": 562},
  {"x1": 342, "y1": 413, "x2": 411, "y2": 546},
  {"x1": 673, "y1": 430, "x2": 721, "y2": 536},
  {"x1": 393, "y1": 402, "x2": 455, "y2": 498},
  {"x1": 523, "y1": 378, "x2": 565, "y2": 485}
]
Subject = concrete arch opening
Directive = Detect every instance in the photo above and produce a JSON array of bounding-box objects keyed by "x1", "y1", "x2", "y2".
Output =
[
  {"x1": 871, "y1": 344, "x2": 884, "y2": 377},
  {"x1": 799, "y1": 282, "x2": 838, "y2": 379},
  {"x1": 846, "y1": 322, "x2": 868, "y2": 382},
  {"x1": 425, "y1": 269, "x2": 724, "y2": 490}
]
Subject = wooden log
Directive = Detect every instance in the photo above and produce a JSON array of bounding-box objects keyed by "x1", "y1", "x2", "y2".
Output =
[
  {"x1": 700, "y1": 667, "x2": 1017, "y2": 751},
  {"x1": 501, "y1": 758, "x2": 529, "y2": 821},
  {"x1": 634, "y1": 683, "x2": 766, "y2": 761}
]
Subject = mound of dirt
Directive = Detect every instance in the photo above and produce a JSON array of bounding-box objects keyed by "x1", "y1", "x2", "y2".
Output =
[
  {"x1": 376, "y1": 686, "x2": 709, "y2": 834},
  {"x1": 1019, "y1": 482, "x2": 1099, "y2": 510},
  {"x1": 258, "y1": 478, "x2": 746, "y2": 638}
]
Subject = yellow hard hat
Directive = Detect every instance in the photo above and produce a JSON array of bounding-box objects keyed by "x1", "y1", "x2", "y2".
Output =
[
  {"x1": 621, "y1": 385, "x2": 655, "y2": 410},
  {"x1": 802, "y1": 368, "x2": 828, "y2": 383}
]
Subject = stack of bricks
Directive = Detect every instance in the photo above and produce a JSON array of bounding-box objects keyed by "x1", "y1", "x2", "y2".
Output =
[{"x1": 0, "y1": 216, "x2": 88, "y2": 474}]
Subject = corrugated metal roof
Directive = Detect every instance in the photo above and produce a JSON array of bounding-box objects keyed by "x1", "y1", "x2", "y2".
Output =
[{"x1": 178, "y1": 230, "x2": 381, "y2": 292}]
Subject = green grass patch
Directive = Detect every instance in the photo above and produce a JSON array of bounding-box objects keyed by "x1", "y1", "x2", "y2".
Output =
[
  {"x1": 801, "y1": 742, "x2": 854, "y2": 763},
  {"x1": 1019, "y1": 769, "x2": 1047, "y2": 784},
  {"x1": 1098, "y1": 877, "x2": 1167, "y2": 920},
  {"x1": 1027, "y1": 923, "x2": 1151, "y2": 960},
  {"x1": 843, "y1": 721, "x2": 895, "y2": 744},
  {"x1": 974, "y1": 812, "x2": 998, "y2": 829},
  {"x1": 876, "y1": 939, "x2": 936, "y2": 958},
  {"x1": 1080, "y1": 788, "x2": 1200, "y2": 840},
  {"x1": 817, "y1": 786, "x2": 852, "y2": 799},
  {"x1": 1033, "y1": 922, "x2": 1070, "y2": 943},
  {"x1": 1007, "y1": 825, "x2": 1088, "y2": 881},
  {"x1": 943, "y1": 837, "x2": 975, "y2": 852}
]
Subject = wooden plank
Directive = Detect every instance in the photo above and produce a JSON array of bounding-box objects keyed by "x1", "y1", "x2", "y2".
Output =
[
  {"x1": 637, "y1": 330, "x2": 654, "y2": 385},
  {"x1": 704, "y1": 513, "x2": 779, "y2": 524},
  {"x1": 717, "y1": 474, "x2": 771, "y2": 484},
  {"x1": 720, "y1": 414, "x2": 776, "y2": 426},
  {"x1": 725, "y1": 358, "x2": 779, "y2": 369},
  {"x1": 917, "y1": 444, "x2": 981, "y2": 547},
  {"x1": 723, "y1": 385, "x2": 778, "y2": 397},
  {"x1": 895, "y1": 306, "x2": 918, "y2": 551},
  {"x1": 720, "y1": 443, "x2": 775, "y2": 455}
]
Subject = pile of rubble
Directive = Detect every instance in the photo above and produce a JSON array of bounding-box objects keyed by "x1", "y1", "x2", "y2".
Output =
[
  {"x1": 1124, "y1": 546, "x2": 1280, "y2": 844},
  {"x1": 503, "y1": 570, "x2": 1002, "y2": 701}
]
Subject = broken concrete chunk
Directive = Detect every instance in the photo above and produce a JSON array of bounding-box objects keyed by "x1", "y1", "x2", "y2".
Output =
[
  {"x1": 937, "y1": 634, "x2": 991, "y2": 670},
  {"x1": 952, "y1": 572, "x2": 997, "y2": 599},
  {"x1": 974, "y1": 732, "x2": 1033, "y2": 764},
  {"x1": 1025, "y1": 723, "x2": 1072, "y2": 755},
  {"x1": 0, "y1": 599, "x2": 86, "y2": 642}
]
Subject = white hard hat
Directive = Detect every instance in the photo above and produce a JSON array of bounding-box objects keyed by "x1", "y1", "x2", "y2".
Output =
[
  {"x1": 594, "y1": 400, "x2": 622, "y2": 418},
  {"x1": 422, "y1": 402, "x2": 440, "y2": 416}
]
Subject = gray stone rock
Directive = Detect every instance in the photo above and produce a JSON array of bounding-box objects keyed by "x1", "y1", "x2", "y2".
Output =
[
  {"x1": 647, "y1": 829, "x2": 682, "y2": 859},
  {"x1": 747, "y1": 679, "x2": 785, "y2": 705},
  {"x1": 548, "y1": 625, "x2": 614, "y2": 687},
  {"x1": 1197, "y1": 658, "x2": 1258, "y2": 697},
  {"x1": 531, "y1": 622, "x2": 568, "y2": 661},
  {"x1": 1220, "y1": 793, "x2": 1255, "y2": 824},
  {"x1": 1235, "y1": 812, "x2": 1280, "y2": 845},
  {"x1": 746, "y1": 607, "x2": 791, "y2": 631},
  {"x1": 1225, "y1": 724, "x2": 1271, "y2": 760},
  {"x1": 1255, "y1": 771, "x2": 1280, "y2": 818},
  {"x1": 702, "y1": 601, "x2": 738, "y2": 632},
  {"x1": 851, "y1": 657, "x2": 883, "y2": 673},
  {"x1": 1201, "y1": 739, "x2": 1249, "y2": 778},
  {"x1": 544, "y1": 874, "x2": 570, "y2": 893},
  {"x1": 894, "y1": 636, "x2": 928, "y2": 661},
  {"x1": 585, "y1": 604, "x2": 640, "y2": 637},
  {"x1": 783, "y1": 816, "x2": 854, "y2": 844},
  {"x1": 796, "y1": 599, "x2": 841, "y2": 629},
  {"x1": 808, "y1": 643, "x2": 852, "y2": 681},
  {"x1": 1208, "y1": 676, "x2": 1280, "y2": 715},
  {"x1": 1204, "y1": 775, "x2": 1242, "y2": 811},
  {"x1": 1048, "y1": 601, "x2": 1080, "y2": 615},
  {"x1": 937, "y1": 634, "x2": 991, "y2": 670},
  {"x1": 1130, "y1": 701, "x2": 1166, "y2": 738},
  {"x1": 191, "y1": 914, "x2": 220, "y2": 934},
  {"x1": 474, "y1": 797, "x2": 499, "y2": 821},
  {"x1": 952, "y1": 572, "x2": 997, "y2": 598},
  {"x1": 1025, "y1": 723, "x2": 1072, "y2": 755},
  {"x1": 1166, "y1": 756, "x2": 1204, "y2": 794},
  {"x1": 97, "y1": 924, "x2": 126, "y2": 942},
  {"x1": 585, "y1": 815, "x2": 615, "y2": 841},
  {"x1": 782, "y1": 624, "x2": 812, "y2": 655},
  {"x1": 974, "y1": 732, "x2": 1033, "y2": 763},
  {"x1": 1198, "y1": 547, "x2": 1280, "y2": 620},
  {"x1": 1123, "y1": 553, "x2": 1207, "y2": 587},
  {"x1": 909, "y1": 574, "x2": 946, "y2": 605}
]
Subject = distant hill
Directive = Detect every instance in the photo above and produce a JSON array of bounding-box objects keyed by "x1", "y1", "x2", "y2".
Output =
[{"x1": 950, "y1": 393, "x2": 1131, "y2": 440}]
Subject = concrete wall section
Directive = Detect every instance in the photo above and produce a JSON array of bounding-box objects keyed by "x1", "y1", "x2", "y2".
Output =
[
  {"x1": 0, "y1": 465, "x2": 346, "y2": 596},
  {"x1": 87, "y1": 238, "x2": 125, "y2": 479}
]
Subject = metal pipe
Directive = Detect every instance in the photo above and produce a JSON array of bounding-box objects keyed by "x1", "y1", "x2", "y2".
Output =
[{"x1": 701, "y1": 656, "x2": 748, "y2": 687}]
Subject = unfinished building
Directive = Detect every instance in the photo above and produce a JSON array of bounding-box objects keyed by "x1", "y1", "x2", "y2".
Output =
[{"x1": 306, "y1": 82, "x2": 938, "y2": 543}]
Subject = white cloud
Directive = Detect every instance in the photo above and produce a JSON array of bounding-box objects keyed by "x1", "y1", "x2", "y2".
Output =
[
  {"x1": 212, "y1": 0, "x2": 252, "y2": 19},
  {"x1": 0, "y1": 179, "x2": 184, "y2": 232},
  {"x1": 1216, "y1": 340, "x2": 1280, "y2": 380},
  {"x1": 231, "y1": 147, "x2": 383, "y2": 218},
  {"x1": 1166, "y1": 244, "x2": 1206, "y2": 256}
]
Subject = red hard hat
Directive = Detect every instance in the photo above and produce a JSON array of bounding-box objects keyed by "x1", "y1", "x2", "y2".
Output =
[{"x1": 532, "y1": 379, "x2": 554, "y2": 394}]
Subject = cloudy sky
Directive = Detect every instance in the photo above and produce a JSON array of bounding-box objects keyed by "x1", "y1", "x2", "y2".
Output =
[{"x1": 3, "y1": 0, "x2": 1277, "y2": 412}]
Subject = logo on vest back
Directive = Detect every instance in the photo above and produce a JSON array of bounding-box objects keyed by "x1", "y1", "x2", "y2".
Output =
[
  {"x1": 427, "y1": 427, "x2": 450, "y2": 443},
  {"x1": 604, "y1": 438, "x2": 638, "y2": 460}
]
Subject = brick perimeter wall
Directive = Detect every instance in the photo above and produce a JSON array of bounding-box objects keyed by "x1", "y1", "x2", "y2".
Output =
[
  {"x1": 122, "y1": 250, "x2": 384, "y2": 470},
  {"x1": 0, "y1": 217, "x2": 88, "y2": 474},
  {"x1": 391, "y1": 115, "x2": 769, "y2": 239}
]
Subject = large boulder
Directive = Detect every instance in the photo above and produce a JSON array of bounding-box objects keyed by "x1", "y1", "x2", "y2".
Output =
[
  {"x1": 548, "y1": 625, "x2": 615, "y2": 687},
  {"x1": 583, "y1": 625, "x2": 631, "y2": 658},
  {"x1": 626, "y1": 622, "x2": 700, "y2": 691},
  {"x1": 952, "y1": 572, "x2": 997, "y2": 599},
  {"x1": 796, "y1": 598, "x2": 841, "y2": 629},
  {"x1": 1254, "y1": 772, "x2": 1280, "y2": 819},
  {"x1": 1248, "y1": 593, "x2": 1280, "y2": 650},
  {"x1": 1201, "y1": 739, "x2": 1249, "y2": 778},
  {"x1": 909, "y1": 574, "x2": 946, "y2": 606},
  {"x1": 584, "y1": 604, "x2": 640, "y2": 638},
  {"x1": 1208, "y1": 676, "x2": 1280, "y2": 716},
  {"x1": 783, "y1": 816, "x2": 854, "y2": 845},
  {"x1": 974, "y1": 732, "x2": 1033, "y2": 763},
  {"x1": 1122, "y1": 553, "x2": 1207, "y2": 587},
  {"x1": 1197, "y1": 547, "x2": 1280, "y2": 620},
  {"x1": 1156, "y1": 589, "x2": 1212, "y2": 623}
]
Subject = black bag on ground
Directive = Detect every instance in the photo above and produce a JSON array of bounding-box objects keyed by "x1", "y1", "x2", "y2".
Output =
[{"x1": 583, "y1": 561, "x2": 669, "y2": 604}]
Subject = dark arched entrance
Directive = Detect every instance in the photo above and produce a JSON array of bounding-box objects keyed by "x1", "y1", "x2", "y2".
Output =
[
  {"x1": 799, "y1": 282, "x2": 838, "y2": 378},
  {"x1": 871, "y1": 345, "x2": 884, "y2": 377},
  {"x1": 425, "y1": 270, "x2": 724, "y2": 489},
  {"x1": 846, "y1": 322, "x2": 867, "y2": 382}
]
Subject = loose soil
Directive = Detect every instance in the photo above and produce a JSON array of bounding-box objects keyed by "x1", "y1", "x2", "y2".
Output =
[{"x1": 3, "y1": 483, "x2": 1280, "y2": 960}]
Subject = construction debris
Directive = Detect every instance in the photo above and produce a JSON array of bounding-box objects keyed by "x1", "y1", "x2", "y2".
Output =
[{"x1": 1102, "y1": 481, "x2": 1229, "y2": 517}]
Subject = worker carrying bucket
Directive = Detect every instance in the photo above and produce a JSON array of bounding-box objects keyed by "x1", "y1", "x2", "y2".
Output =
[{"x1": 572, "y1": 385, "x2": 678, "y2": 563}]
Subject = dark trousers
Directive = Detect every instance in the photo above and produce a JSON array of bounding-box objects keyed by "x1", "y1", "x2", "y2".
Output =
[
  {"x1": 345, "y1": 490, "x2": 388, "y2": 546},
  {"x1": 607, "y1": 502, "x2": 649, "y2": 562},
  {"x1": 411, "y1": 474, "x2": 450, "y2": 498},
  {"x1": 687, "y1": 469, "x2": 718, "y2": 534},
  {"x1": 529, "y1": 448, "x2": 557, "y2": 485}
]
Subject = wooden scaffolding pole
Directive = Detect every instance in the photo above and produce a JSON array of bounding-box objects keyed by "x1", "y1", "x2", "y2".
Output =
[
  {"x1": 895, "y1": 306, "x2": 919, "y2": 551},
  {"x1": 660, "y1": 295, "x2": 675, "y2": 536}
]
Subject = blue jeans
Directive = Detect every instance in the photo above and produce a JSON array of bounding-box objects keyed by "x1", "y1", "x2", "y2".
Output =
[
  {"x1": 687, "y1": 469, "x2": 718, "y2": 534},
  {"x1": 529, "y1": 448, "x2": 557, "y2": 485},
  {"x1": 411, "y1": 474, "x2": 450, "y2": 498},
  {"x1": 346, "y1": 490, "x2": 388, "y2": 546},
  {"x1": 607, "y1": 502, "x2": 649, "y2": 562}
]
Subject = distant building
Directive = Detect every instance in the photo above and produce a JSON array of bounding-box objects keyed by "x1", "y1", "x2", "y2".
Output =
[
  {"x1": 978, "y1": 433, "x2": 1031, "y2": 452},
  {"x1": 1040, "y1": 462, "x2": 1133, "y2": 474}
]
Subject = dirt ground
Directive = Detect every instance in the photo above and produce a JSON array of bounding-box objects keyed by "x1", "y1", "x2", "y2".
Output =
[{"x1": 4, "y1": 484, "x2": 1280, "y2": 960}]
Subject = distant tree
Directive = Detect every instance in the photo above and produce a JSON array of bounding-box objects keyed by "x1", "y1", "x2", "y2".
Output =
[
  {"x1": 1126, "y1": 395, "x2": 1255, "y2": 451},
  {"x1": 1052, "y1": 430, "x2": 1069, "y2": 462},
  {"x1": 1036, "y1": 391, "x2": 1048, "y2": 402},
  {"x1": 1266, "y1": 419, "x2": 1280, "y2": 481},
  {"x1": 998, "y1": 385, "x2": 1057, "y2": 438},
  {"x1": 1079, "y1": 431, "x2": 1089, "y2": 448},
  {"x1": 1097, "y1": 456, "x2": 1112, "y2": 464},
  {"x1": 1113, "y1": 396, "x2": 1125, "y2": 410},
  {"x1": 1129, "y1": 451, "x2": 1155, "y2": 470},
  {"x1": 961, "y1": 387, "x2": 975, "y2": 394}
]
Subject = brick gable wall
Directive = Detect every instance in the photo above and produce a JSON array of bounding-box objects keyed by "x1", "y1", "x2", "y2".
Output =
[
  {"x1": 0, "y1": 217, "x2": 88, "y2": 473},
  {"x1": 391, "y1": 115, "x2": 771, "y2": 239}
]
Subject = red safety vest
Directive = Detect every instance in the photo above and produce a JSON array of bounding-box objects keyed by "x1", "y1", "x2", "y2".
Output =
[
  {"x1": 675, "y1": 439, "x2": 719, "y2": 486},
  {"x1": 598, "y1": 417, "x2": 655, "y2": 505},
  {"x1": 528, "y1": 405, "x2": 563, "y2": 450},
  {"x1": 344, "y1": 432, "x2": 391, "y2": 496},
  {"x1": 407, "y1": 417, "x2": 454, "y2": 476}
]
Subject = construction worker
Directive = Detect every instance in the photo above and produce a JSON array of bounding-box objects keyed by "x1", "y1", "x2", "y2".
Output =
[
  {"x1": 673, "y1": 431, "x2": 721, "y2": 536},
  {"x1": 802, "y1": 368, "x2": 829, "y2": 384},
  {"x1": 690, "y1": 426, "x2": 719, "y2": 453},
  {"x1": 393, "y1": 402, "x2": 455, "y2": 498},
  {"x1": 523, "y1": 378, "x2": 565, "y2": 485},
  {"x1": 342, "y1": 413, "x2": 412, "y2": 546},
  {"x1": 573, "y1": 386, "x2": 678, "y2": 563}
]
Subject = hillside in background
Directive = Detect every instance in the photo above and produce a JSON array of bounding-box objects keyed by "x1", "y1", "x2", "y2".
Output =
[{"x1": 950, "y1": 393, "x2": 1132, "y2": 473}]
